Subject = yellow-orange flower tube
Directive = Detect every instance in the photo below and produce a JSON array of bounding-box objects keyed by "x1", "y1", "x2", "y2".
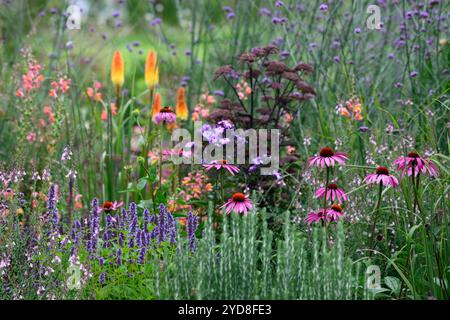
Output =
[
  {"x1": 111, "y1": 51, "x2": 125, "y2": 88},
  {"x1": 145, "y1": 50, "x2": 159, "y2": 89},
  {"x1": 175, "y1": 87, "x2": 188, "y2": 120}
]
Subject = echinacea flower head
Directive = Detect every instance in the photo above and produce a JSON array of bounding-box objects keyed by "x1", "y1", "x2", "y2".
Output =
[
  {"x1": 220, "y1": 192, "x2": 253, "y2": 215},
  {"x1": 306, "y1": 209, "x2": 325, "y2": 225},
  {"x1": 111, "y1": 51, "x2": 125, "y2": 88},
  {"x1": 326, "y1": 204, "x2": 344, "y2": 222},
  {"x1": 175, "y1": 87, "x2": 189, "y2": 120},
  {"x1": 315, "y1": 183, "x2": 348, "y2": 202},
  {"x1": 203, "y1": 159, "x2": 240, "y2": 175},
  {"x1": 152, "y1": 92, "x2": 162, "y2": 121},
  {"x1": 394, "y1": 152, "x2": 438, "y2": 177},
  {"x1": 308, "y1": 147, "x2": 349, "y2": 168},
  {"x1": 145, "y1": 50, "x2": 158, "y2": 88},
  {"x1": 154, "y1": 106, "x2": 176, "y2": 125},
  {"x1": 364, "y1": 166, "x2": 399, "y2": 187},
  {"x1": 102, "y1": 201, "x2": 123, "y2": 212}
]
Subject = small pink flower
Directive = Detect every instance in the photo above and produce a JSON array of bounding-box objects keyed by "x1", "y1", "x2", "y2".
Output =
[
  {"x1": 220, "y1": 193, "x2": 253, "y2": 215},
  {"x1": 315, "y1": 183, "x2": 348, "y2": 202},
  {"x1": 203, "y1": 160, "x2": 240, "y2": 176},
  {"x1": 308, "y1": 147, "x2": 349, "y2": 168},
  {"x1": 394, "y1": 152, "x2": 438, "y2": 177},
  {"x1": 26, "y1": 132, "x2": 37, "y2": 142},
  {"x1": 364, "y1": 166, "x2": 399, "y2": 187}
]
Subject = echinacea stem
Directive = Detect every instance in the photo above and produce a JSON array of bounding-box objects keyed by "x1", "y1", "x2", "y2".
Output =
[
  {"x1": 159, "y1": 125, "x2": 163, "y2": 191},
  {"x1": 370, "y1": 181, "x2": 383, "y2": 251},
  {"x1": 323, "y1": 167, "x2": 330, "y2": 229}
]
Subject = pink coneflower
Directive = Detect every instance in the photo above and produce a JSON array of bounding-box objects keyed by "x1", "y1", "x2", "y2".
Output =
[
  {"x1": 101, "y1": 200, "x2": 123, "y2": 213},
  {"x1": 394, "y1": 152, "x2": 438, "y2": 177},
  {"x1": 154, "y1": 106, "x2": 177, "y2": 125},
  {"x1": 315, "y1": 183, "x2": 348, "y2": 202},
  {"x1": 306, "y1": 204, "x2": 344, "y2": 225},
  {"x1": 326, "y1": 204, "x2": 344, "y2": 222},
  {"x1": 306, "y1": 209, "x2": 325, "y2": 225},
  {"x1": 203, "y1": 160, "x2": 240, "y2": 175},
  {"x1": 308, "y1": 147, "x2": 349, "y2": 168},
  {"x1": 364, "y1": 166, "x2": 399, "y2": 187},
  {"x1": 220, "y1": 192, "x2": 253, "y2": 215}
]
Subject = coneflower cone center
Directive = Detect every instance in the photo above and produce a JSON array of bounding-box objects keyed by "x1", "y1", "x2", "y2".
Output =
[
  {"x1": 376, "y1": 166, "x2": 389, "y2": 175},
  {"x1": 328, "y1": 183, "x2": 338, "y2": 190},
  {"x1": 232, "y1": 193, "x2": 246, "y2": 202},
  {"x1": 330, "y1": 204, "x2": 342, "y2": 212},
  {"x1": 160, "y1": 107, "x2": 174, "y2": 113},
  {"x1": 319, "y1": 147, "x2": 334, "y2": 157},
  {"x1": 407, "y1": 152, "x2": 420, "y2": 158},
  {"x1": 103, "y1": 201, "x2": 113, "y2": 211}
]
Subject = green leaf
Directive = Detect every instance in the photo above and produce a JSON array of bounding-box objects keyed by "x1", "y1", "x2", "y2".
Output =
[{"x1": 384, "y1": 276, "x2": 401, "y2": 295}]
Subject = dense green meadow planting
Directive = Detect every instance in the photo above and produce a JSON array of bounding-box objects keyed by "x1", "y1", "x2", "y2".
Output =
[{"x1": 0, "y1": 0, "x2": 448, "y2": 300}]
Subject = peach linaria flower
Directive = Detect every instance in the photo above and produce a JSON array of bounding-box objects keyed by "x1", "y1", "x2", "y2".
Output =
[
  {"x1": 152, "y1": 92, "x2": 162, "y2": 121},
  {"x1": 101, "y1": 103, "x2": 117, "y2": 121},
  {"x1": 43, "y1": 105, "x2": 55, "y2": 123},
  {"x1": 220, "y1": 192, "x2": 253, "y2": 215},
  {"x1": 111, "y1": 51, "x2": 125, "y2": 88},
  {"x1": 74, "y1": 194, "x2": 83, "y2": 209},
  {"x1": 175, "y1": 87, "x2": 189, "y2": 120},
  {"x1": 145, "y1": 50, "x2": 159, "y2": 89},
  {"x1": 364, "y1": 166, "x2": 399, "y2": 187},
  {"x1": 308, "y1": 147, "x2": 349, "y2": 168}
]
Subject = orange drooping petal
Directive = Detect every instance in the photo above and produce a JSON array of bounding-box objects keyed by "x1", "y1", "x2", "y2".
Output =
[
  {"x1": 152, "y1": 92, "x2": 162, "y2": 121},
  {"x1": 175, "y1": 87, "x2": 189, "y2": 120},
  {"x1": 111, "y1": 51, "x2": 125, "y2": 87},
  {"x1": 145, "y1": 50, "x2": 159, "y2": 88}
]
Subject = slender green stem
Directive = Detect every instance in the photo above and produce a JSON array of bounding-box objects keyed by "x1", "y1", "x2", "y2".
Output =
[
  {"x1": 370, "y1": 181, "x2": 383, "y2": 250},
  {"x1": 322, "y1": 167, "x2": 330, "y2": 229}
]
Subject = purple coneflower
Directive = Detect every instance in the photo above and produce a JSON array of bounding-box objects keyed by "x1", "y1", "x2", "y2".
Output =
[
  {"x1": 308, "y1": 147, "x2": 349, "y2": 168},
  {"x1": 154, "y1": 107, "x2": 177, "y2": 125},
  {"x1": 220, "y1": 193, "x2": 253, "y2": 215},
  {"x1": 364, "y1": 166, "x2": 399, "y2": 187},
  {"x1": 394, "y1": 152, "x2": 438, "y2": 177},
  {"x1": 306, "y1": 209, "x2": 325, "y2": 225},
  {"x1": 326, "y1": 204, "x2": 344, "y2": 222},
  {"x1": 315, "y1": 183, "x2": 348, "y2": 202},
  {"x1": 203, "y1": 159, "x2": 240, "y2": 175}
]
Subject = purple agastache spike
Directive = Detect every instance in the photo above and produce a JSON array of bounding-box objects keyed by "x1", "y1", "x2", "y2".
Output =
[
  {"x1": 158, "y1": 204, "x2": 166, "y2": 243},
  {"x1": 128, "y1": 203, "x2": 138, "y2": 235},
  {"x1": 46, "y1": 184, "x2": 57, "y2": 215},
  {"x1": 186, "y1": 212, "x2": 199, "y2": 252},
  {"x1": 149, "y1": 214, "x2": 156, "y2": 224},
  {"x1": 143, "y1": 209, "x2": 150, "y2": 232},
  {"x1": 99, "y1": 272, "x2": 105, "y2": 284},
  {"x1": 136, "y1": 229, "x2": 142, "y2": 247},
  {"x1": 167, "y1": 212, "x2": 176, "y2": 244},
  {"x1": 116, "y1": 248, "x2": 122, "y2": 266},
  {"x1": 118, "y1": 232, "x2": 125, "y2": 247},
  {"x1": 138, "y1": 247, "x2": 146, "y2": 264},
  {"x1": 140, "y1": 230, "x2": 147, "y2": 248},
  {"x1": 52, "y1": 208, "x2": 59, "y2": 233},
  {"x1": 120, "y1": 208, "x2": 127, "y2": 227}
]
